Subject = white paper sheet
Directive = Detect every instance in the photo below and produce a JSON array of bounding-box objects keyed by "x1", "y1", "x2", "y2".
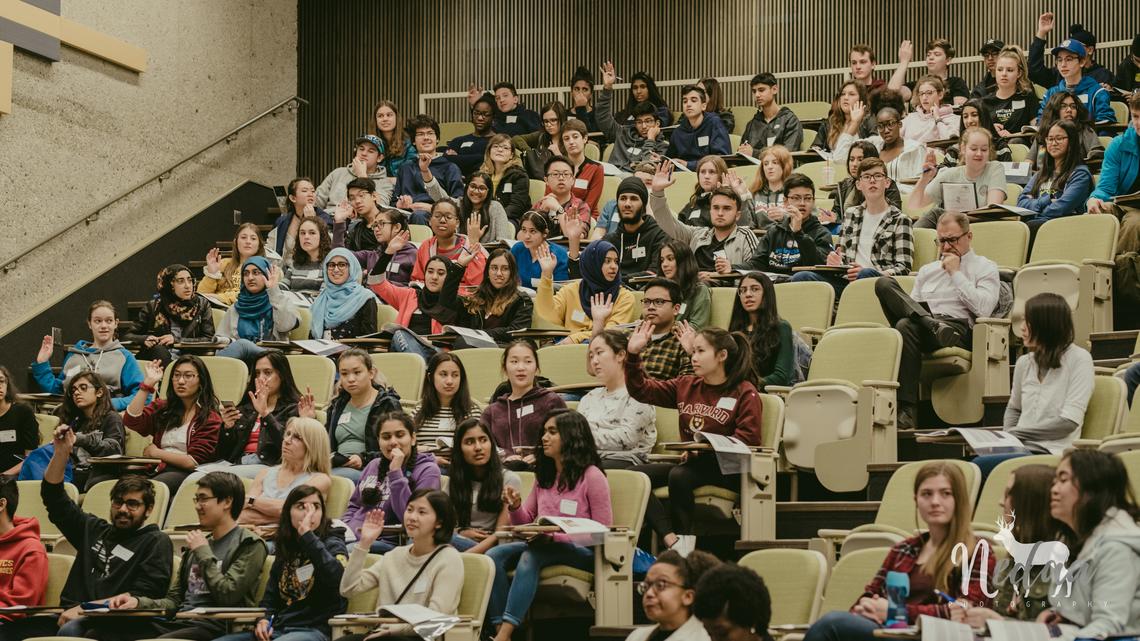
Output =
[{"x1": 693, "y1": 431, "x2": 751, "y2": 474}]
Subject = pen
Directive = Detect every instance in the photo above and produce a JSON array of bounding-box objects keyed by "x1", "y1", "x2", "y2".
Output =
[
  {"x1": 934, "y1": 590, "x2": 957, "y2": 604},
  {"x1": 266, "y1": 614, "x2": 274, "y2": 636}
]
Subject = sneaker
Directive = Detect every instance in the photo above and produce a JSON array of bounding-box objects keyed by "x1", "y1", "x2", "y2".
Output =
[
  {"x1": 670, "y1": 535, "x2": 697, "y2": 558},
  {"x1": 898, "y1": 403, "x2": 917, "y2": 429},
  {"x1": 922, "y1": 317, "x2": 961, "y2": 347}
]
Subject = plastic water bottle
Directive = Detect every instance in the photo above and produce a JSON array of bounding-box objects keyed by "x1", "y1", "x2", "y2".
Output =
[
  {"x1": 822, "y1": 158, "x2": 834, "y2": 186},
  {"x1": 885, "y1": 571, "x2": 910, "y2": 628}
]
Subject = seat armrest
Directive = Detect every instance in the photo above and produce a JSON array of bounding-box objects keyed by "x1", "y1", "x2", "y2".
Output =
[
  {"x1": 975, "y1": 317, "x2": 1011, "y2": 326},
  {"x1": 862, "y1": 379, "x2": 901, "y2": 389},
  {"x1": 1022, "y1": 259, "x2": 1080, "y2": 268},
  {"x1": 851, "y1": 523, "x2": 912, "y2": 538},
  {"x1": 600, "y1": 530, "x2": 635, "y2": 568},
  {"x1": 647, "y1": 453, "x2": 683, "y2": 463},
  {"x1": 831, "y1": 322, "x2": 887, "y2": 330},
  {"x1": 1082, "y1": 258, "x2": 1115, "y2": 268},
  {"x1": 765, "y1": 385, "x2": 793, "y2": 397},
  {"x1": 816, "y1": 528, "x2": 852, "y2": 540},
  {"x1": 1070, "y1": 439, "x2": 1101, "y2": 450},
  {"x1": 1097, "y1": 436, "x2": 1140, "y2": 455}
]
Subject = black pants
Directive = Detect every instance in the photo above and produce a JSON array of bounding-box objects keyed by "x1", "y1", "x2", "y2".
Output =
[
  {"x1": 631, "y1": 453, "x2": 738, "y2": 540},
  {"x1": 134, "y1": 343, "x2": 175, "y2": 367},
  {"x1": 874, "y1": 277, "x2": 971, "y2": 405}
]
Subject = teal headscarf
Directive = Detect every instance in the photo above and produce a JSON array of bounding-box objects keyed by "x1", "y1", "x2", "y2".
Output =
[
  {"x1": 233, "y1": 256, "x2": 274, "y2": 341},
  {"x1": 309, "y1": 248, "x2": 376, "y2": 338}
]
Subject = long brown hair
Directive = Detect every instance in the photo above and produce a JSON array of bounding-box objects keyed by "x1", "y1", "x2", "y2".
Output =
[
  {"x1": 997, "y1": 46, "x2": 1034, "y2": 95},
  {"x1": 827, "y1": 81, "x2": 870, "y2": 148},
  {"x1": 479, "y1": 133, "x2": 523, "y2": 177},
  {"x1": 748, "y1": 145, "x2": 793, "y2": 193},
  {"x1": 292, "y1": 216, "x2": 332, "y2": 267},
  {"x1": 371, "y1": 99, "x2": 407, "y2": 158},
  {"x1": 465, "y1": 248, "x2": 520, "y2": 317},
  {"x1": 914, "y1": 462, "x2": 976, "y2": 592},
  {"x1": 1006, "y1": 464, "x2": 1059, "y2": 545},
  {"x1": 223, "y1": 223, "x2": 267, "y2": 282},
  {"x1": 688, "y1": 156, "x2": 729, "y2": 208},
  {"x1": 1023, "y1": 292, "x2": 1073, "y2": 376}
]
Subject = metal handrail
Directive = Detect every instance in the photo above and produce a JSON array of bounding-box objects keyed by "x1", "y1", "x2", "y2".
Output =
[{"x1": 2, "y1": 94, "x2": 308, "y2": 272}]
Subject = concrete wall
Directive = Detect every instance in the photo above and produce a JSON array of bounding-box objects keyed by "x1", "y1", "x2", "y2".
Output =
[{"x1": 0, "y1": 0, "x2": 298, "y2": 337}]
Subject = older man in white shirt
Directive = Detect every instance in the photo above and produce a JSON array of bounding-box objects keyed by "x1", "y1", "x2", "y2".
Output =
[{"x1": 874, "y1": 211, "x2": 1000, "y2": 428}]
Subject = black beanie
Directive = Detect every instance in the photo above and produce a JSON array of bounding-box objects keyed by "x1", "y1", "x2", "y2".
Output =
[
  {"x1": 1068, "y1": 23, "x2": 1096, "y2": 48},
  {"x1": 617, "y1": 176, "x2": 649, "y2": 204}
]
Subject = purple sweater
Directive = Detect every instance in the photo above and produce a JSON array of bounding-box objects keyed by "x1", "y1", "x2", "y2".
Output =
[
  {"x1": 510, "y1": 465, "x2": 612, "y2": 544},
  {"x1": 480, "y1": 386, "x2": 567, "y2": 452},
  {"x1": 331, "y1": 220, "x2": 418, "y2": 287},
  {"x1": 342, "y1": 452, "x2": 440, "y2": 537}
]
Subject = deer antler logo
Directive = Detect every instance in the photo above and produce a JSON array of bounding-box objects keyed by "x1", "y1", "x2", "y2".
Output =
[{"x1": 993, "y1": 511, "x2": 1075, "y2": 597}]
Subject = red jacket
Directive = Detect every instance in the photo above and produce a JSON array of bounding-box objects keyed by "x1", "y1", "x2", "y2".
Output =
[
  {"x1": 549, "y1": 158, "x2": 603, "y2": 214},
  {"x1": 410, "y1": 235, "x2": 486, "y2": 289},
  {"x1": 860, "y1": 534, "x2": 995, "y2": 621},
  {"x1": 124, "y1": 399, "x2": 221, "y2": 469},
  {"x1": 0, "y1": 516, "x2": 48, "y2": 618}
]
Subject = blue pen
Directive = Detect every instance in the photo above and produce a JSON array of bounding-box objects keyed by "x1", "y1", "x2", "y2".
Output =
[
  {"x1": 934, "y1": 590, "x2": 957, "y2": 604},
  {"x1": 266, "y1": 614, "x2": 274, "y2": 636}
]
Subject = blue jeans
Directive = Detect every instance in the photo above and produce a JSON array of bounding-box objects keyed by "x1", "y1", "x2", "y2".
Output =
[
  {"x1": 369, "y1": 538, "x2": 397, "y2": 554},
  {"x1": 789, "y1": 267, "x2": 881, "y2": 298},
  {"x1": 451, "y1": 533, "x2": 478, "y2": 551},
  {"x1": 1124, "y1": 361, "x2": 1140, "y2": 406},
  {"x1": 486, "y1": 540, "x2": 595, "y2": 627},
  {"x1": 973, "y1": 452, "x2": 1033, "y2": 483},
  {"x1": 332, "y1": 466, "x2": 363, "y2": 482},
  {"x1": 803, "y1": 610, "x2": 881, "y2": 641},
  {"x1": 217, "y1": 338, "x2": 268, "y2": 364},
  {"x1": 214, "y1": 628, "x2": 329, "y2": 641},
  {"x1": 389, "y1": 328, "x2": 439, "y2": 362},
  {"x1": 409, "y1": 211, "x2": 432, "y2": 226}
]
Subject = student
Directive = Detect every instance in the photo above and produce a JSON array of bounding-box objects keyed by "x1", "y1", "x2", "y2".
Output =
[
  {"x1": 308, "y1": 250, "x2": 378, "y2": 340},
  {"x1": 698, "y1": 77, "x2": 735, "y2": 133},
  {"x1": 727, "y1": 273, "x2": 797, "y2": 390},
  {"x1": 619, "y1": 71, "x2": 673, "y2": 126},
  {"x1": 394, "y1": 114, "x2": 466, "y2": 220},
  {"x1": 569, "y1": 66, "x2": 599, "y2": 134},
  {"x1": 49, "y1": 373, "x2": 124, "y2": 490},
  {"x1": 341, "y1": 412, "x2": 441, "y2": 553},
  {"x1": 481, "y1": 133, "x2": 532, "y2": 229},
  {"x1": 445, "y1": 93, "x2": 495, "y2": 177},
  {"x1": 127, "y1": 265, "x2": 214, "y2": 365},
  {"x1": 518, "y1": 100, "x2": 567, "y2": 180},
  {"x1": 372, "y1": 99, "x2": 417, "y2": 178},
  {"x1": 559, "y1": 118, "x2": 604, "y2": 212},
  {"x1": 940, "y1": 99, "x2": 1011, "y2": 166},
  {"x1": 594, "y1": 161, "x2": 658, "y2": 238},
  {"x1": 789, "y1": 158, "x2": 914, "y2": 297},
  {"x1": 666, "y1": 84, "x2": 731, "y2": 170},
  {"x1": 803, "y1": 462, "x2": 994, "y2": 641},
  {"x1": 1115, "y1": 35, "x2": 1140, "y2": 93},
  {"x1": 430, "y1": 171, "x2": 512, "y2": 243},
  {"x1": 446, "y1": 417, "x2": 521, "y2": 553},
  {"x1": 1087, "y1": 93, "x2": 1140, "y2": 255},
  {"x1": 833, "y1": 107, "x2": 928, "y2": 195},
  {"x1": 535, "y1": 239, "x2": 637, "y2": 343},
  {"x1": 124, "y1": 356, "x2": 222, "y2": 495},
  {"x1": 1035, "y1": 37, "x2": 1114, "y2": 124},
  {"x1": 199, "y1": 222, "x2": 271, "y2": 305},
  {"x1": 29, "y1": 435, "x2": 172, "y2": 640},
  {"x1": 486, "y1": 409, "x2": 612, "y2": 641},
  {"x1": 900, "y1": 75, "x2": 961, "y2": 144},
  {"x1": 1018, "y1": 120, "x2": 1093, "y2": 241},
  {"x1": 333, "y1": 206, "x2": 417, "y2": 287},
  {"x1": 215, "y1": 257, "x2": 300, "y2": 362},
  {"x1": 693, "y1": 566, "x2": 775, "y2": 641},
  {"x1": 627, "y1": 550, "x2": 722, "y2": 641},
  {"x1": 657, "y1": 242, "x2": 710, "y2": 330},
  {"x1": 308, "y1": 348, "x2": 402, "y2": 483},
  {"x1": 982, "y1": 47, "x2": 1040, "y2": 138},
  {"x1": 453, "y1": 248, "x2": 534, "y2": 344},
  {"x1": 677, "y1": 155, "x2": 757, "y2": 229},
  {"x1": 480, "y1": 340, "x2": 567, "y2": 469},
  {"x1": 1029, "y1": 90, "x2": 1105, "y2": 169},
  {"x1": 889, "y1": 39, "x2": 971, "y2": 105},
  {"x1": 409, "y1": 200, "x2": 487, "y2": 288},
  {"x1": 238, "y1": 417, "x2": 332, "y2": 528},
  {"x1": 649, "y1": 162, "x2": 761, "y2": 275},
  {"x1": 1029, "y1": 14, "x2": 1115, "y2": 88},
  {"x1": 512, "y1": 210, "x2": 570, "y2": 287},
  {"x1": 0, "y1": 476, "x2": 48, "y2": 626},
  {"x1": 216, "y1": 485, "x2": 348, "y2": 641},
  {"x1": 848, "y1": 44, "x2": 885, "y2": 93},
  {"x1": 534, "y1": 156, "x2": 593, "y2": 237},
  {"x1": 1034, "y1": 450, "x2": 1140, "y2": 637},
  {"x1": 339, "y1": 489, "x2": 463, "y2": 639},
  {"x1": 413, "y1": 352, "x2": 477, "y2": 451},
  {"x1": 219, "y1": 349, "x2": 302, "y2": 476},
  {"x1": 315, "y1": 134, "x2": 393, "y2": 209},
  {"x1": 814, "y1": 81, "x2": 875, "y2": 153},
  {"x1": 597, "y1": 175, "x2": 670, "y2": 280},
  {"x1": 739, "y1": 72, "x2": 804, "y2": 157},
  {"x1": 970, "y1": 38, "x2": 1004, "y2": 98},
  {"x1": 32, "y1": 300, "x2": 144, "y2": 412},
  {"x1": 747, "y1": 173, "x2": 834, "y2": 273},
  {"x1": 830, "y1": 141, "x2": 903, "y2": 228},
  {"x1": 489, "y1": 81, "x2": 542, "y2": 136},
  {"x1": 268, "y1": 176, "x2": 333, "y2": 263},
  {"x1": 107, "y1": 471, "x2": 268, "y2": 641},
  {"x1": 335, "y1": 177, "x2": 389, "y2": 253},
  {"x1": 747, "y1": 144, "x2": 794, "y2": 229},
  {"x1": 972, "y1": 292, "x2": 1094, "y2": 478},
  {"x1": 0, "y1": 367, "x2": 37, "y2": 477},
  {"x1": 909, "y1": 127, "x2": 1007, "y2": 229},
  {"x1": 597, "y1": 61, "x2": 669, "y2": 172},
  {"x1": 281, "y1": 215, "x2": 333, "y2": 297},
  {"x1": 578, "y1": 329, "x2": 656, "y2": 468}
]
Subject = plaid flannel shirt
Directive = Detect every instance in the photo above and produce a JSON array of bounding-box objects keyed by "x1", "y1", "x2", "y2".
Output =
[
  {"x1": 836, "y1": 204, "x2": 914, "y2": 276},
  {"x1": 859, "y1": 534, "x2": 994, "y2": 621},
  {"x1": 640, "y1": 333, "x2": 693, "y2": 380}
]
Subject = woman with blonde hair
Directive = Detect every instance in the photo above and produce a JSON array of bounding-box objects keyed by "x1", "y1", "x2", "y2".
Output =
[
  {"x1": 747, "y1": 144, "x2": 794, "y2": 229},
  {"x1": 198, "y1": 222, "x2": 271, "y2": 305},
  {"x1": 238, "y1": 416, "x2": 333, "y2": 527},
  {"x1": 984, "y1": 46, "x2": 1040, "y2": 137},
  {"x1": 678, "y1": 155, "x2": 756, "y2": 228},
  {"x1": 480, "y1": 133, "x2": 531, "y2": 230}
]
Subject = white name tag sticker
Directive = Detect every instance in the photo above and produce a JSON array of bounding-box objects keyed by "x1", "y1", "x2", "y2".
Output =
[
  {"x1": 1011, "y1": 100, "x2": 1025, "y2": 110},
  {"x1": 571, "y1": 309, "x2": 588, "y2": 323},
  {"x1": 111, "y1": 544, "x2": 135, "y2": 562},
  {"x1": 628, "y1": 147, "x2": 642, "y2": 155},
  {"x1": 460, "y1": 141, "x2": 474, "y2": 148},
  {"x1": 0, "y1": 430, "x2": 15, "y2": 443},
  {"x1": 689, "y1": 209, "x2": 702, "y2": 219},
  {"x1": 631, "y1": 246, "x2": 646, "y2": 259},
  {"x1": 506, "y1": 115, "x2": 518, "y2": 123},
  {"x1": 574, "y1": 178, "x2": 589, "y2": 190},
  {"x1": 296, "y1": 563, "x2": 314, "y2": 583},
  {"x1": 766, "y1": 136, "x2": 777, "y2": 147},
  {"x1": 559, "y1": 499, "x2": 578, "y2": 514},
  {"x1": 387, "y1": 261, "x2": 400, "y2": 274},
  {"x1": 1078, "y1": 94, "x2": 1089, "y2": 103},
  {"x1": 502, "y1": 183, "x2": 513, "y2": 193},
  {"x1": 516, "y1": 404, "x2": 534, "y2": 419},
  {"x1": 716, "y1": 397, "x2": 737, "y2": 411},
  {"x1": 697, "y1": 135, "x2": 710, "y2": 146},
  {"x1": 530, "y1": 277, "x2": 542, "y2": 288},
  {"x1": 337, "y1": 412, "x2": 352, "y2": 425},
  {"x1": 678, "y1": 303, "x2": 687, "y2": 315}
]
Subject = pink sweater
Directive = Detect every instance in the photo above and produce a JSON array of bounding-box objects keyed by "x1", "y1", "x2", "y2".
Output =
[{"x1": 509, "y1": 465, "x2": 612, "y2": 543}]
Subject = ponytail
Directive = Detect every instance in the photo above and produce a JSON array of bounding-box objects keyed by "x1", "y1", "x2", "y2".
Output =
[{"x1": 699, "y1": 327, "x2": 757, "y2": 389}]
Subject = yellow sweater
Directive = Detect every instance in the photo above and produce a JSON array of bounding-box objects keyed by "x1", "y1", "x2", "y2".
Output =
[
  {"x1": 535, "y1": 276, "x2": 637, "y2": 343},
  {"x1": 197, "y1": 257, "x2": 241, "y2": 305}
]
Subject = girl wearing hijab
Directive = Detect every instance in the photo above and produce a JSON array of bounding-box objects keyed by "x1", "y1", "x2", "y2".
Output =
[
  {"x1": 216, "y1": 256, "x2": 301, "y2": 363},
  {"x1": 535, "y1": 239, "x2": 636, "y2": 343},
  {"x1": 309, "y1": 249, "x2": 378, "y2": 340},
  {"x1": 126, "y1": 264, "x2": 215, "y2": 365}
]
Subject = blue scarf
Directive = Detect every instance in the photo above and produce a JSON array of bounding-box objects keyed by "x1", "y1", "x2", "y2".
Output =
[
  {"x1": 310, "y1": 248, "x2": 377, "y2": 338},
  {"x1": 578, "y1": 239, "x2": 622, "y2": 317},
  {"x1": 233, "y1": 256, "x2": 274, "y2": 341}
]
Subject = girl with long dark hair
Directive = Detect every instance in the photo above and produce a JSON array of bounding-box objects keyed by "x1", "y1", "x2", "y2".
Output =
[
  {"x1": 216, "y1": 349, "x2": 303, "y2": 476},
  {"x1": 0, "y1": 365, "x2": 38, "y2": 477},
  {"x1": 512, "y1": 210, "x2": 569, "y2": 286},
  {"x1": 727, "y1": 272, "x2": 796, "y2": 389},
  {"x1": 656, "y1": 239, "x2": 710, "y2": 329},
  {"x1": 127, "y1": 264, "x2": 215, "y2": 365},
  {"x1": 281, "y1": 215, "x2": 333, "y2": 297},
  {"x1": 1018, "y1": 119, "x2": 1093, "y2": 243},
  {"x1": 453, "y1": 248, "x2": 533, "y2": 344},
  {"x1": 52, "y1": 372, "x2": 123, "y2": 490},
  {"x1": 815, "y1": 81, "x2": 874, "y2": 152},
  {"x1": 481, "y1": 133, "x2": 531, "y2": 228},
  {"x1": 453, "y1": 171, "x2": 512, "y2": 242},
  {"x1": 413, "y1": 352, "x2": 477, "y2": 453},
  {"x1": 619, "y1": 71, "x2": 672, "y2": 127},
  {"x1": 1030, "y1": 90, "x2": 1104, "y2": 168},
  {"x1": 372, "y1": 99, "x2": 417, "y2": 177},
  {"x1": 445, "y1": 418, "x2": 520, "y2": 553}
]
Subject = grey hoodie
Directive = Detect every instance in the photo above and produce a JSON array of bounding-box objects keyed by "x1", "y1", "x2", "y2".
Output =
[
  {"x1": 741, "y1": 105, "x2": 804, "y2": 156},
  {"x1": 1052, "y1": 507, "x2": 1140, "y2": 639},
  {"x1": 595, "y1": 88, "x2": 669, "y2": 171},
  {"x1": 315, "y1": 165, "x2": 393, "y2": 209}
]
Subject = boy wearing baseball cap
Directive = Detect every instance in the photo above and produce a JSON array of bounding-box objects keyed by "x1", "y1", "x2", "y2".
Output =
[
  {"x1": 1029, "y1": 12, "x2": 1114, "y2": 89},
  {"x1": 1036, "y1": 36, "x2": 1115, "y2": 123},
  {"x1": 970, "y1": 39, "x2": 1004, "y2": 98},
  {"x1": 314, "y1": 134, "x2": 393, "y2": 209}
]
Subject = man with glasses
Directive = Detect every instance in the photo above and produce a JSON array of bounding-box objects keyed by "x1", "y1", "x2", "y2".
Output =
[
  {"x1": 590, "y1": 278, "x2": 693, "y2": 381},
  {"x1": 334, "y1": 205, "x2": 417, "y2": 287},
  {"x1": 104, "y1": 471, "x2": 267, "y2": 641},
  {"x1": 12, "y1": 426, "x2": 173, "y2": 638},
  {"x1": 747, "y1": 173, "x2": 833, "y2": 273},
  {"x1": 340, "y1": 177, "x2": 386, "y2": 253},
  {"x1": 874, "y1": 211, "x2": 998, "y2": 428},
  {"x1": 596, "y1": 61, "x2": 668, "y2": 172},
  {"x1": 445, "y1": 93, "x2": 496, "y2": 178},
  {"x1": 739, "y1": 72, "x2": 804, "y2": 158},
  {"x1": 534, "y1": 156, "x2": 592, "y2": 237},
  {"x1": 394, "y1": 114, "x2": 465, "y2": 224}
]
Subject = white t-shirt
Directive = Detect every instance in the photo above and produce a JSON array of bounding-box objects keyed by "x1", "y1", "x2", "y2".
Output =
[
  {"x1": 924, "y1": 162, "x2": 1006, "y2": 210},
  {"x1": 855, "y1": 210, "x2": 888, "y2": 268},
  {"x1": 1009, "y1": 343, "x2": 1095, "y2": 454},
  {"x1": 161, "y1": 420, "x2": 190, "y2": 454}
]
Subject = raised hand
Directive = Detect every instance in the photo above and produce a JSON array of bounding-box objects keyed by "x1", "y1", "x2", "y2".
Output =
[
  {"x1": 36, "y1": 335, "x2": 54, "y2": 363},
  {"x1": 334, "y1": 200, "x2": 354, "y2": 223},
  {"x1": 600, "y1": 61, "x2": 617, "y2": 90},
  {"x1": 267, "y1": 265, "x2": 282, "y2": 290},
  {"x1": 465, "y1": 213, "x2": 485, "y2": 245},
  {"x1": 502, "y1": 485, "x2": 522, "y2": 511},
  {"x1": 359, "y1": 509, "x2": 385, "y2": 546},
  {"x1": 1037, "y1": 12, "x2": 1055, "y2": 38},
  {"x1": 143, "y1": 359, "x2": 165, "y2": 387},
  {"x1": 898, "y1": 40, "x2": 914, "y2": 64},
  {"x1": 590, "y1": 293, "x2": 615, "y2": 324},
  {"x1": 536, "y1": 243, "x2": 558, "y2": 277},
  {"x1": 920, "y1": 149, "x2": 939, "y2": 179},
  {"x1": 560, "y1": 210, "x2": 584, "y2": 240},
  {"x1": 724, "y1": 171, "x2": 746, "y2": 196},
  {"x1": 466, "y1": 83, "x2": 484, "y2": 105},
  {"x1": 386, "y1": 229, "x2": 411, "y2": 255},
  {"x1": 849, "y1": 101, "x2": 866, "y2": 126},
  {"x1": 458, "y1": 242, "x2": 482, "y2": 268},
  {"x1": 249, "y1": 380, "x2": 271, "y2": 417},
  {"x1": 297, "y1": 386, "x2": 317, "y2": 419},
  {"x1": 674, "y1": 320, "x2": 697, "y2": 354},
  {"x1": 651, "y1": 160, "x2": 676, "y2": 193},
  {"x1": 205, "y1": 247, "x2": 222, "y2": 275},
  {"x1": 627, "y1": 319, "x2": 654, "y2": 355},
  {"x1": 53, "y1": 424, "x2": 77, "y2": 451}
]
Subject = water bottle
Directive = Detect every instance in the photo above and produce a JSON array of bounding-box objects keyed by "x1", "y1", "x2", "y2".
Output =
[
  {"x1": 884, "y1": 571, "x2": 910, "y2": 628},
  {"x1": 822, "y1": 158, "x2": 834, "y2": 186}
]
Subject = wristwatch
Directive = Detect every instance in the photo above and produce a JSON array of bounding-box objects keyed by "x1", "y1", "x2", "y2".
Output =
[{"x1": 247, "y1": 496, "x2": 256, "y2": 508}]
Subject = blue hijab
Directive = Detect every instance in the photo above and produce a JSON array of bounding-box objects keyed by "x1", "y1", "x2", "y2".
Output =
[
  {"x1": 578, "y1": 239, "x2": 622, "y2": 317},
  {"x1": 233, "y1": 256, "x2": 274, "y2": 341},
  {"x1": 310, "y1": 248, "x2": 377, "y2": 338}
]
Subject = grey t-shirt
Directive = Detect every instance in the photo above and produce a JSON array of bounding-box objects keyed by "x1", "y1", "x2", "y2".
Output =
[
  {"x1": 183, "y1": 525, "x2": 242, "y2": 609},
  {"x1": 334, "y1": 403, "x2": 369, "y2": 456},
  {"x1": 458, "y1": 470, "x2": 522, "y2": 531},
  {"x1": 924, "y1": 162, "x2": 1006, "y2": 210}
]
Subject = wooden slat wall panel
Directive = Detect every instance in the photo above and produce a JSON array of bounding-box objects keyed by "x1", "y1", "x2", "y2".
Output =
[{"x1": 298, "y1": 0, "x2": 1138, "y2": 178}]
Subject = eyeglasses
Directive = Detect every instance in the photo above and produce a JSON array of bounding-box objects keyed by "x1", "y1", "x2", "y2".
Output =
[
  {"x1": 859, "y1": 173, "x2": 889, "y2": 183},
  {"x1": 191, "y1": 495, "x2": 217, "y2": 505},
  {"x1": 642, "y1": 298, "x2": 674, "y2": 308},
  {"x1": 372, "y1": 220, "x2": 397, "y2": 228},
  {"x1": 937, "y1": 233, "x2": 966, "y2": 245},
  {"x1": 171, "y1": 372, "x2": 199, "y2": 381},
  {"x1": 917, "y1": 89, "x2": 938, "y2": 98},
  {"x1": 547, "y1": 171, "x2": 573, "y2": 179},
  {"x1": 326, "y1": 261, "x2": 351, "y2": 271},
  {"x1": 430, "y1": 213, "x2": 458, "y2": 221},
  {"x1": 72, "y1": 383, "x2": 95, "y2": 393},
  {"x1": 111, "y1": 498, "x2": 146, "y2": 510},
  {"x1": 1045, "y1": 136, "x2": 1068, "y2": 144},
  {"x1": 1059, "y1": 102, "x2": 1077, "y2": 110},
  {"x1": 491, "y1": 144, "x2": 512, "y2": 152},
  {"x1": 875, "y1": 120, "x2": 900, "y2": 131},
  {"x1": 786, "y1": 195, "x2": 815, "y2": 204},
  {"x1": 634, "y1": 118, "x2": 658, "y2": 126},
  {"x1": 636, "y1": 579, "x2": 687, "y2": 595},
  {"x1": 469, "y1": 184, "x2": 489, "y2": 191}
]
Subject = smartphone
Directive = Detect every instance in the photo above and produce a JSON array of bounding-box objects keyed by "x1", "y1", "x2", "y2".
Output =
[
  {"x1": 221, "y1": 400, "x2": 236, "y2": 409},
  {"x1": 51, "y1": 326, "x2": 62, "y2": 346},
  {"x1": 713, "y1": 249, "x2": 728, "y2": 262},
  {"x1": 80, "y1": 600, "x2": 110, "y2": 611}
]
